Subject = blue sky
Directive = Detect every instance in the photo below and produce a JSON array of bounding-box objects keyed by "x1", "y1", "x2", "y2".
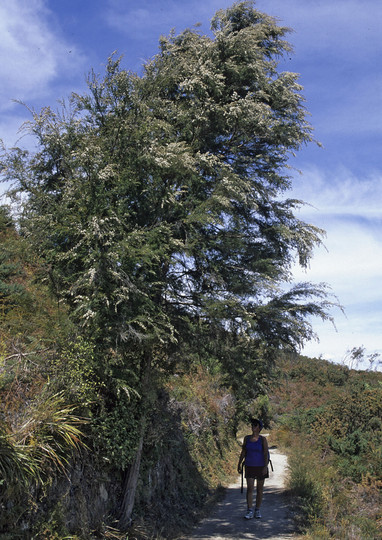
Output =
[{"x1": 1, "y1": 0, "x2": 382, "y2": 368}]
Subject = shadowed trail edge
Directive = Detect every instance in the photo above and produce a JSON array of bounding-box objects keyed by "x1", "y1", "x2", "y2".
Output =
[{"x1": 180, "y1": 447, "x2": 298, "y2": 540}]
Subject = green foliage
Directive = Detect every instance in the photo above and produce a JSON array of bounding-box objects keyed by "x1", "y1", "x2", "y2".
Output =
[
  {"x1": 277, "y1": 357, "x2": 382, "y2": 483},
  {"x1": 0, "y1": 216, "x2": 88, "y2": 491},
  {"x1": 0, "y1": 391, "x2": 87, "y2": 539},
  {"x1": 0, "y1": 206, "x2": 27, "y2": 308},
  {"x1": 0, "y1": 387, "x2": 88, "y2": 536},
  {"x1": 31, "y1": 499, "x2": 76, "y2": 540},
  {"x1": 311, "y1": 385, "x2": 382, "y2": 483},
  {"x1": 0, "y1": 422, "x2": 40, "y2": 487},
  {"x1": 288, "y1": 447, "x2": 325, "y2": 521},
  {"x1": 288, "y1": 355, "x2": 349, "y2": 386},
  {"x1": 286, "y1": 441, "x2": 382, "y2": 539},
  {"x1": 169, "y1": 368, "x2": 236, "y2": 483},
  {"x1": 279, "y1": 406, "x2": 325, "y2": 434},
  {"x1": 3, "y1": 390, "x2": 86, "y2": 481},
  {"x1": 244, "y1": 393, "x2": 273, "y2": 427},
  {"x1": 0, "y1": 206, "x2": 68, "y2": 367},
  {"x1": 51, "y1": 336, "x2": 102, "y2": 405},
  {"x1": 0, "y1": 205, "x2": 13, "y2": 231},
  {"x1": 93, "y1": 392, "x2": 142, "y2": 470}
]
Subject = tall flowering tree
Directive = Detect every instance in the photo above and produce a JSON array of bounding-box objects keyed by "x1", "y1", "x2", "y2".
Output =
[{"x1": 1, "y1": 2, "x2": 337, "y2": 526}]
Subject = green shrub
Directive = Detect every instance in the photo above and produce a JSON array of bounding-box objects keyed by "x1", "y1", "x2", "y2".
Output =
[
  {"x1": 247, "y1": 394, "x2": 273, "y2": 427},
  {"x1": 287, "y1": 450, "x2": 325, "y2": 521}
]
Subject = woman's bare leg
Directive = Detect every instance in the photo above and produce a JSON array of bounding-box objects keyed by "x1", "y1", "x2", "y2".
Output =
[
  {"x1": 246, "y1": 478, "x2": 255, "y2": 509},
  {"x1": 255, "y1": 478, "x2": 265, "y2": 508}
]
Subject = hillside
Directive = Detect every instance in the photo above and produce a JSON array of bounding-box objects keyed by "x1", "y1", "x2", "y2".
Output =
[{"x1": 269, "y1": 353, "x2": 382, "y2": 539}]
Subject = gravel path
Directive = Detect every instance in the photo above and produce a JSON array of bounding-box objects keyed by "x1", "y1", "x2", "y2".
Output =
[{"x1": 180, "y1": 447, "x2": 298, "y2": 540}]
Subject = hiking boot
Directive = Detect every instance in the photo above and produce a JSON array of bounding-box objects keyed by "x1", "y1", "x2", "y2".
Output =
[
  {"x1": 254, "y1": 508, "x2": 261, "y2": 519},
  {"x1": 244, "y1": 508, "x2": 254, "y2": 519}
]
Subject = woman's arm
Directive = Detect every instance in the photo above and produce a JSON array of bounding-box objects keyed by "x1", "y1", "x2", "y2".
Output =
[{"x1": 237, "y1": 436, "x2": 247, "y2": 473}]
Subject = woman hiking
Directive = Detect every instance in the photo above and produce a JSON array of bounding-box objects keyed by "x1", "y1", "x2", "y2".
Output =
[{"x1": 237, "y1": 418, "x2": 269, "y2": 519}]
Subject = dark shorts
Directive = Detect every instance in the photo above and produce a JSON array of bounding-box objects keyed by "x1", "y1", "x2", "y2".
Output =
[{"x1": 245, "y1": 466, "x2": 269, "y2": 480}]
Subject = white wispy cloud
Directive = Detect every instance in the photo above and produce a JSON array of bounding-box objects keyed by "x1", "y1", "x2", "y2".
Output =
[
  {"x1": 0, "y1": 0, "x2": 88, "y2": 148},
  {"x1": 291, "y1": 166, "x2": 382, "y2": 362},
  {"x1": 293, "y1": 167, "x2": 382, "y2": 220},
  {"x1": 0, "y1": 0, "x2": 85, "y2": 112},
  {"x1": 295, "y1": 220, "x2": 382, "y2": 299},
  {"x1": 292, "y1": 167, "x2": 382, "y2": 294}
]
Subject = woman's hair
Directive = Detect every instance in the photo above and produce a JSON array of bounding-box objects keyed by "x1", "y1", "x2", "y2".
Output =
[{"x1": 250, "y1": 418, "x2": 263, "y2": 431}]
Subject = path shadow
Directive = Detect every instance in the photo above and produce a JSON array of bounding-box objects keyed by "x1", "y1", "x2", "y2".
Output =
[{"x1": 182, "y1": 451, "x2": 296, "y2": 539}]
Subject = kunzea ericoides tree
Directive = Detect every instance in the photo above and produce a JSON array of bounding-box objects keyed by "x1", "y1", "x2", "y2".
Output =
[{"x1": 1, "y1": 1, "x2": 338, "y2": 526}]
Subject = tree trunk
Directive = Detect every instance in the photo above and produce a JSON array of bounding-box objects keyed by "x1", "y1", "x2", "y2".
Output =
[
  {"x1": 119, "y1": 356, "x2": 151, "y2": 529},
  {"x1": 119, "y1": 417, "x2": 146, "y2": 529}
]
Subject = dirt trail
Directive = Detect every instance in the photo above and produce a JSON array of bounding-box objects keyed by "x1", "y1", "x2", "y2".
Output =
[{"x1": 180, "y1": 447, "x2": 298, "y2": 540}]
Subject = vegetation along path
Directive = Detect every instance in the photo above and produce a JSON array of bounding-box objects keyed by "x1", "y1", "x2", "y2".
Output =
[{"x1": 181, "y1": 446, "x2": 297, "y2": 540}]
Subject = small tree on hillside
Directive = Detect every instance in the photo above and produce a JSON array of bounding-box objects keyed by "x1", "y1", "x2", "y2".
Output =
[{"x1": 1, "y1": 1, "x2": 337, "y2": 527}]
